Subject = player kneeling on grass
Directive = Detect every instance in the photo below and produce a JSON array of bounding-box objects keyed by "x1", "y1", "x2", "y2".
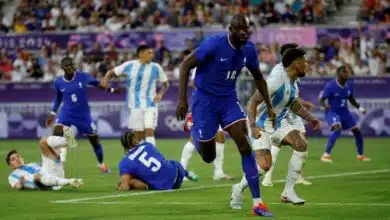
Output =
[
  {"x1": 6, "y1": 134, "x2": 83, "y2": 190},
  {"x1": 117, "y1": 131, "x2": 199, "y2": 191}
]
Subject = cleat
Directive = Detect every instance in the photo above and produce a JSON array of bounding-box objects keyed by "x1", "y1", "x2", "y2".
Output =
[
  {"x1": 320, "y1": 155, "x2": 333, "y2": 163},
  {"x1": 252, "y1": 203, "x2": 274, "y2": 217},
  {"x1": 229, "y1": 184, "x2": 243, "y2": 210},
  {"x1": 184, "y1": 113, "x2": 193, "y2": 132},
  {"x1": 213, "y1": 173, "x2": 234, "y2": 181},
  {"x1": 99, "y1": 163, "x2": 111, "y2": 173},
  {"x1": 63, "y1": 127, "x2": 77, "y2": 148},
  {"x1": 261, "y1": 174, "x2": 274, "y2": 187},
  {"x1": 187, "y1": 171, "x2": 200, "y2": 182},
  {"x1": 52, "y1": 186, "x2": 63, "y2": 191},
  {"x1": 281, "y1": 191, "x2": 305, "y2": 205},
  {"x1": 296, "y1": 176, "x2": 312, "y2": 186},
  {"x1": 357, "y1": 155, "x2": 371, "y2": 162},
  {"x1": 70, "y1": 178, "x2": 83, "y2": 188}
]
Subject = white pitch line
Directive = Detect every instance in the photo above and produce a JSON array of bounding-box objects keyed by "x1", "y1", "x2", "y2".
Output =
[
  {"x1": 51, "y1": 169, "x2": 390, "y2": 204},
  {"x1": 52, "y1": 201, "x2": 390, "y2": 207}
]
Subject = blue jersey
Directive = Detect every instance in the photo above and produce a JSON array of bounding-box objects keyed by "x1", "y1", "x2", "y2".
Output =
[
  {"x1": 194, "y1": 34, "x2": 259, "y2": 97},
  {"x1": 118, "y1": 142, "x2": 179, "y2": 190},
  {"x1": 52, "y1": 71, "x2": 99, "y2": 119},
  {"x1": 321, "y1": 79, "x2": 354, "y2": 112}
]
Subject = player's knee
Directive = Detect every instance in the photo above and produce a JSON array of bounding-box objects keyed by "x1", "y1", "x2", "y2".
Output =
[
  {"x1": 53, "y1": 125, "x2": 64, "y2": 136},
  {"x1": 256, "y1": 149, "x2": 272, "y2": 172},
  {"x1": 215, "y1": 132, "x2": 225, "y2": 143},
  {"x1": 351, "y1": 127, "x2": 361, "y2": 134},
  {"x1": 39, "y1": 138, "x2": 47, "y2": 150},
  {"x1": 294, "y1": 140, "x2": 307, "y2": 152},
  {"x1": 145, "y1": 129, "x2": 154, "y2": 137},
  {"x1": 199, "y1": 141, "x2": 216, "y2": 163},
  {"x1": 331, "y1": 124, "x2": 342, "y2": 131}
]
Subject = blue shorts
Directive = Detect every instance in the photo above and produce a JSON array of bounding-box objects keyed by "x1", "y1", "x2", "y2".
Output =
[
  {"x1": 325, "y1": 109, "x2": 357, "y2": 130},
  {"x1": 56, "y1": 114, "x2": 96, "y2": 136},
  {"x1": 170, "y1": 160, "x2": 186, "y2": 190},
  {"x1": 191, "y1": 89, "x2": 246, "y2": 144}
]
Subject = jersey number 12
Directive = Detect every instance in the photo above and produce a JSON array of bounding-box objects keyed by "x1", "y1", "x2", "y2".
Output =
[
  {"x1": 128, "y1": 145, "x2": 161, "y2": 172},
  {"x1": 226, "y1": 70, "x2": 237, "y2": 80}
]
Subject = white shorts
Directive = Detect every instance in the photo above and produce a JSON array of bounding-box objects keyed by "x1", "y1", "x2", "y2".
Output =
[
  {"x1": 129, "y1": 107, "x2": 158, "y2": 131},
  {"x1": 290, "y1": 117, "x2": 306, "y2": 133},
  {"x1": 41, "y1": 155, "x2": 65, "y2": 178},
  {"x1": 251, "y1": 121, "x2": 296, "y2": 150}
]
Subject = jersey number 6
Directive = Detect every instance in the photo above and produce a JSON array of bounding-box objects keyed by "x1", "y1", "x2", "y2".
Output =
[
  {"x1": 71, "y1": 94, "x2": 78, "y2": 103},
  {"x1": 128, "y1": 145, "x2": 161, "y2": 172}
]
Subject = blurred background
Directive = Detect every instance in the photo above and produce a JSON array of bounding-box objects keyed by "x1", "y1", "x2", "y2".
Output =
[{"x1": 0, "y1": 0, "x2": 389, "y2": 139}]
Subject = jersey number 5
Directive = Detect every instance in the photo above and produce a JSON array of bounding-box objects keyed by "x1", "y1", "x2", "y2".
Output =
[
  {"x1": 128, "y1": 145, "x2": 161, "y2": 172},
  {"x1": 226, "y1": 70, "x2": 237, "y2": 80}
]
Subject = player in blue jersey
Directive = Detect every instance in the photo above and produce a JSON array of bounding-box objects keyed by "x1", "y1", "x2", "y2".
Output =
[
  {"x1": 45, "y1": 57, "x2": 124, "y2": 173},
  {"x1": 176, "y1": 14, "x2": 276, "y2": 217},
  {"x1": 319, "y1": 66, "x2": 370, "y2": 163},
  {"x1": 117, "y1": 131, "x2": 199, "y2": 191}
]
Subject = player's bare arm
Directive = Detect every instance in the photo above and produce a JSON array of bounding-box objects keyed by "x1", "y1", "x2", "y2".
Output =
[
  {"x1": 296, "y1": 97, "x2": 315, "y2": 110},
  {"x1": 128, "y1": 178, "x2": 148, "y2": 190},
  {"x1": 176, "y1": 52, "x2": 198, "y2": 120},
  {"x1": 348, "y1": 95, "x2": 366, "y2": 113},
  {"x1": 247, "y1": 91, "x2": 263, "y2": 139},
  {"x1": 319, "y1": 97, "x2": 330, "y2": 110},
  {"x1": 154, "y1": 81, "x2": 170, "y2": 104},
  {"x1": 291, "y1": 100, "x2": 321, "y2": 130},
  {"x1": 248, "y1": 67, "x2": 276, "y2": 127},
  {"x1": 101, "y1": 70, "x2": 115, "y2": 88},
  {"x1": 46, "y1": 85, "x2": 63, "y2": 127},
  {"x1": 118, "y1": 174, "x2": 131, "y2": 191}
]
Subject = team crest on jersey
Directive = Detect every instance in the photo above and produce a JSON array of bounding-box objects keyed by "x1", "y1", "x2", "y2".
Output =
[{"x1": 79, "y1": 82, "x2": 82, "y2": 88}]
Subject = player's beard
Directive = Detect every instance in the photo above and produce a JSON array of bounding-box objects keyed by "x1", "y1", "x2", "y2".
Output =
[{"x1": 297, "y1": 71, "x2": 306, "y2": 77}]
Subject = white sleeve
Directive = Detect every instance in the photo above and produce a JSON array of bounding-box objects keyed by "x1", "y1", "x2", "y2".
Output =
[
  {"x1": 156, "y1": 63, "x2": 168, "y2": 83},
  {"x1": 266, "y1": 69, "x2": 284, "y2": 96},
  {"x1": 8, "y1": 173, "x2": 20, "y2": 188},
  {"x1": 113, "y1": 61, "x2": 132, "y2": 77}
]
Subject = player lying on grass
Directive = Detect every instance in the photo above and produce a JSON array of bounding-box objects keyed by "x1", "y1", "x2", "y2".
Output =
[
  {"x1": 117, "y1": 131, "x2": 199, "y2": 191},
  {"x1": 6, "y1": 129, "x2": 83, "y2": 190}
]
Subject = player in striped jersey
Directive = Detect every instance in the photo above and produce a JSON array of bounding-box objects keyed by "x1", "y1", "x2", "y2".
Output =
[
  {"x1": 102, "y1": 45, "x2": 169, "y2": 147},
  {"x1": 6, "y1": 128, "x2": 82, "y2": 190},
  {"x1": 230, "y1": 48, "x2": 321, "y2": 209}
]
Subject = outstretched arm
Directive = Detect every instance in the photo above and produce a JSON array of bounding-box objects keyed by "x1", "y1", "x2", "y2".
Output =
[
  {"x1": 249, "y1": 68, "x2": 273, "y2": 111},
  {"x1": 247, "y1": 91, "x2": 263, "y2": 128},
  {"x1": 291, "y1": 100, "x2": 321, "y2": 130},
  {"x1": 296, "y1": 97, "x2": 315, "y2": 110}
]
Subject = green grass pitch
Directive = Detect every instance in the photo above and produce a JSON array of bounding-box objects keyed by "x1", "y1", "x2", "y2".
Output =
[{"x1": 1, "y1": 138, "x2": 390, "y2": 220}]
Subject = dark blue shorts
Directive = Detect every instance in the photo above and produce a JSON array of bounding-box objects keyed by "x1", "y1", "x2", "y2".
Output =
[
  {"x1": 56, "y1": 114, "x2": 96, "y2": 135},
  {"x1": 325, "y1": 109, "x2": 357, "y2": 130},
  {"x1": 170, "y1": 160, "x2": 186, "y2": 190}
]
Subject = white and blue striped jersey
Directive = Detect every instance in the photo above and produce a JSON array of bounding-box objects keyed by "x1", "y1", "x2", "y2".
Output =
[
  {"x1": 8, "y1": 163, "x2": 42, "y2": 189},
  {"x1": 256, "y1": 63, "x2": 299, "y2": 132},
  {"x1": 114, "y1": 60, "x2": 168, "y2": 109}
]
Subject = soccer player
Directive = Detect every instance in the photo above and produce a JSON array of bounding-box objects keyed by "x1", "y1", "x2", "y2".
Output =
[
  {"x1": 320, "y1": 66, "x2": 370, "y2": 162},
  {"x1": 261, "y1": 43, "x2": 314, "y2": 187},
  {"x1": 7, "y1": 129, "x2": 83, "y2": 190},
  {"x1": 46, "y1": 57, "x2": 122, "y2": 173},
  {"x1": 230, "y1": 48, "x2": 321, "y2": 208},
  {"x1": 102, "y1": 45, "x2": 169, "y2": 147},
  {"x1": 180, "y1": 68, "x2": 232, "y2": 181},
  {"x1": 176, "y1": 14, "x2": 276, "y2": 217},
  {"x1": 117, "y1": 131, "x2": 199, "y2": 191}
]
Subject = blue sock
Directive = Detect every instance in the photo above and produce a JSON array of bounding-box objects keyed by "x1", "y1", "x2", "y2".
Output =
[
  {"x1": 91, "y1": 142, "x2": 104, "y2": 164},
  {"x1": 325, "y1": 130, "x2": 341, "y2": 154},
  {"x1": 354, "y1": 131, "x2": 364, "y2": 155},
  {"x1": 242, "y1": 152, "x2": 260, "y2": 199}
]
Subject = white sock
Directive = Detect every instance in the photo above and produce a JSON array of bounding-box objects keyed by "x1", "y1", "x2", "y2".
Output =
[
  {"x1": 264, "y1": 145, "x2": 280, "y2": 179},
  {"x1": 180, "y1": 141, "x2": 195, "y2": 169},
  {"x1": 59, "y1": 147, "x2": 67, "y2": 162},
  {"x1": 145, "y1": 136, "x2": 156, "y2": 146},
  {"x1": 284, "y1": 151, "x2": 308, "y2": 193},
  {"x1": 253, "y1": 198, "x2": 263, "y2": 206},
  {"x1": 47, "y1": 136, "x2": 67, "y2": 148},
  {"x1": 213, "y1": 142, "x2": 225, "y2": 176},
  {"x1": 237, "y1": 175, "x2": 248, "y2": 191},
  {"x1": 40, "y1": 174, "x2": 70, "y2": 186}
]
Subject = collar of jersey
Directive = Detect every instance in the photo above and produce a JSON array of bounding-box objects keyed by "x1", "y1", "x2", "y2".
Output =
[{"x1": 62, "y1": 72, "x2": 77, "y2": 82}]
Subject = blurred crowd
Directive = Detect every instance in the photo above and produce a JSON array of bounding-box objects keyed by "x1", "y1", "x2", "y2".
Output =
[
  {"x1": 0, "y1": 0, "x2": 348, "y2": 34},
  {"x1": 0, "y1": 30, "x2": 389, "y2": 82},
  {"x1": 358, "y1": 0, "x2": 390, "y2": 24}
]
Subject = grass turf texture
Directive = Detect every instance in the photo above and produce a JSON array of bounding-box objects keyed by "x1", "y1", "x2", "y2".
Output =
[{"x1": 1, "y1": 138, "x2": 389, "y2": 220}]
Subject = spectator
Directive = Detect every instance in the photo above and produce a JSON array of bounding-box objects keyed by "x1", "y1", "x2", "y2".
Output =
[{"x1": 353, "y1": 59, "x2": 370, "y2": 76}]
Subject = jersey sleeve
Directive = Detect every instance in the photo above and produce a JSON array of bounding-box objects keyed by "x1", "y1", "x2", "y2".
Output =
[
  {"x1": 266, "y1": 69, "x2": 285, "y2": 96},
  {"x1": 194, "y1": 37, "x2": 217, "y2": 63},
  {"x1": 113, "y1": 61, "x2": 131, "y2": 77},
  {"x1": 84, "y1": 73, "x2": 100, "y2": 87},
  {"x1": 8, "y1": 173, "x2": 20, "y2": 188},
  {"x1": 245, "y1": 44, "x2": 260, "y2": 73},
  {"x1": 321, "y1": 82, "x2": 333, "y2": 100},
  {"x1": 156, "y1": 63, "x2": 168, "y2": 83},
  {"x1": 118, "y1": 159, "x2": 134, "y2": 176}
]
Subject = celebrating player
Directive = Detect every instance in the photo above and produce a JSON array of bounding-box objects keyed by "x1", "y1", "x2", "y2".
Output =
[
  {"x1": 6, "y1": 129, "x2": 83, "y2": 190},
  {"x1": 320, "y1": 66, "x2": 370, "y2": 162},
  {"x1": 176, "y1": 14, "x2": 275, "y2": 217},
  {"x1": 46, "y1": 57, "x2": 122, "y2": 173},
  {"x1": 230, "y1": 48, "x2": 321, "y2": 208},
  {"x1": 117, "y1": 131, "x2": 199, "y2": 191},
  {"x1": 261, "y1": 44, "x2": 314, "y2": 187},
  {"x1": 102, "y1": 45, "x2": 169, "y2": 147},
  {"x1": 180, "y1": 68, "x2": 232, "y2": 181}
]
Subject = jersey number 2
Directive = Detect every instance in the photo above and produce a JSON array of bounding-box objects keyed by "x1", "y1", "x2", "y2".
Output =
[
  {"x1": 128, "y1": 146, "x2": 161, "y2": 172},
  {"x1": 226, "y1": 70, "x2": 237, "y2": 80}
]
